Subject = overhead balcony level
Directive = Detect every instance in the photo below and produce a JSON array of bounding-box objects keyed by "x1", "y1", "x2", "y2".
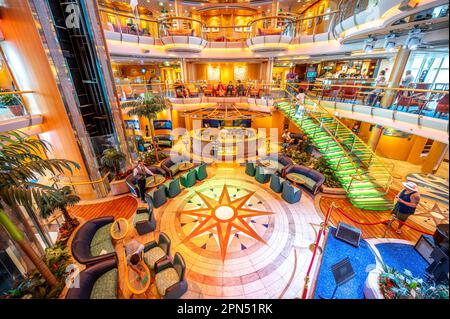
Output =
[
  {"x1": 245, "y1": 16, "x2": 295, "y2": 52},
  {"x1": 159, "y1": 17, "x2": 208, "y2": 53}
]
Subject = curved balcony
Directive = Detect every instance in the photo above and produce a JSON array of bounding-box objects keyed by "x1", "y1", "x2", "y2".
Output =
[
  {"x1": 246, "y1": 16, "x2": 295, "y2": 52},
  {"x1": 159, "y1": 17, "x2": 208, "y2": 53}
]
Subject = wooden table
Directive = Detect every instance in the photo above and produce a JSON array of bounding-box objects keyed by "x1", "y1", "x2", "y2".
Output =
[
  {"x1": 110, "y1": 218, "x2": 129, "y2": 241},
  {"x1": 178, "y1": 161, "x2": 194, "y2": 171},
  {"x1": 145, "y1": 174, "x2": 165, "y2": 189},
  {"x1": 125, "y1": 262, "x2": 151, "y2": 298},
  {"x1": 286, "y1": 173, "x2": 306, "y2": 187}
]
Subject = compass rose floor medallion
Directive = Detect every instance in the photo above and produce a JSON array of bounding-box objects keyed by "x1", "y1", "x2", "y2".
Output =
[{"x1": 158, "y1": 174, "x2": 322, "y2": 298}]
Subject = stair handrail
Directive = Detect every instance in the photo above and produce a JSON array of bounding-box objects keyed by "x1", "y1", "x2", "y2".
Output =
[{"x1": 280, "y1": 88, "x2": 366, "y2": 182}]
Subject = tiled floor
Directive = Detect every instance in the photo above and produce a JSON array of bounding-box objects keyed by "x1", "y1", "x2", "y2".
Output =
[{"x1": 152, "y1": 166, "x2": 323, "y2": 299}]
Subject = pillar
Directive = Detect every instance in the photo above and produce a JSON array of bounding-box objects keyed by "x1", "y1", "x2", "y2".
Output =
[
  {"x1": 421, "y1": 141, "x2": 449, "y2": 174},
  {"x1": 380, "y1": 47, "x2": 411, "y2": 107},
  {"x1": 368, "y1": 125, "x2": 384, "y2": 151},
  {"x1": 266, "y1": 57, "x2": 274, "y2": 85},
  {"x1": 180, "y1": 58, "x2": 188, "y2": 83},
  {"x1": 406, "y1": 136, "x2": 428, "y2": 165}
]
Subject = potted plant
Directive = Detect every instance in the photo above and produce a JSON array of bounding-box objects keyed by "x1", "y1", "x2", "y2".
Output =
[
  {"x1": 313, "y1": 157, "x2": 346, "y2": 195},
  {"x1": 121, "y1": 92, "x2": 168, "y2": 162},
  {"x1": 100, "y1": 147, "x2": 129, "y2": 195},
  {"x1": 0, "y1": 90, "x2": 25, "y2": 117}
]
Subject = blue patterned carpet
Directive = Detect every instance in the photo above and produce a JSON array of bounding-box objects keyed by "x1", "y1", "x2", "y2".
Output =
[
  {"x1": 313, "y1": 228, "x2": 376, "y2": 299},
  {"x1": 375, "y1": 243, "x2": 430, "y2": 279}
]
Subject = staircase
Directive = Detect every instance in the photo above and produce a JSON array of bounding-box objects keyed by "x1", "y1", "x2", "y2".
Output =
[{"x1": 277, "y1": 98, "x2": 394, "y2": 211}]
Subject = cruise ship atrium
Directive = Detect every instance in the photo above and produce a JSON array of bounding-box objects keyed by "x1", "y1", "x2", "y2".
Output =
[{"x1": 0, "y1": 0, "x2": 449, "y2": 302}]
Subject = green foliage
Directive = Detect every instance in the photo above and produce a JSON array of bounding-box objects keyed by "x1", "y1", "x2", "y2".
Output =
[
  {"x1": 37, "y1": 186, "x2": 80, "y2": 220},
  {"x1": 313, "y1": 157, "x2": 342, "y2": 188},
  {"x1": 379, "y1": 264, "x2": 449, "y2": 299},
  {"x1": 121, "y1": 92, "x2": 167, "y2": 120},
  {"x1": 100, "y1": 147, "x2": 126, "y2": 178},
  {"x1": 0, "y1": 90, "x2": 22, "y2": 107},
  {"x1": 284, "y1": 149, "x2": 313, "y2": 166},
  {"x1": 0, "y1": 131, "x2": 80, "y2": 209},
  {"x1": 142, "y1": 150, "x2": 168, "y2": 165},
  {"x1": 2, "y1": 243, "x2": 71, "y2": 299}
]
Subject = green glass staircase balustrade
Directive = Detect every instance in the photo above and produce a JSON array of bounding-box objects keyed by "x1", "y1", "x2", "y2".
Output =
[{"x1": 276, "y1": 96, "x2": 394, "y2": 211}]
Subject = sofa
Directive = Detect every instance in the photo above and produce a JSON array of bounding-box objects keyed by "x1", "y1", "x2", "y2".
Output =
[
  {"x1": 154, "y1": 252, "x2": 188, "y2": 299},
  {"x1": 259, "y1": 155, "x2": 293, "y2": 176},
  {"x1": 125, "y1": 165, "x2": 166, "y2": 198},
  {"x1": 66, "y1": 258, "x2": 118, "y2": 299},
  {"x1": 155, "y1": 135, "x2": 173, "y2": 148},
  {"x1": 284, "y1": 164, "x2": 325, "y2": 195},
  {"x1": 71, "y1": 216, "x2": 116, "y2": 266},
  {"x1": 161, "y1": 158, "x2": 194, "y2": 178}
]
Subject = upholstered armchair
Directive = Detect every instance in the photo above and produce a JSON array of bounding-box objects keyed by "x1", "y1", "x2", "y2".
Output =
[
  {"x1": 146, "y1": 185, "x2": 167, "y2": 208},
  {"x1": 144, "y1": 232, "x2": 171, "y2": 270},
  {"x1": 164, "y1": 178, "x2": 181, "y2": 198},
  {"x1": 255, "y1": 165, "x2": 271, "y2": 184},
  {"x1": 180, "y1": 169, "x2": 196, "y2": 188},
  {"x1": 270, "y1": 174, "x2": 285, "y2": 193},
  {"x1": 195, "y1": 163, "x2": 208, "y2": 181},
  {"x1": 133, "y1": 206, "x2": 156, "y2": 235},
  {"x1": 281, "y1": 180, "x2": 302, "y2": 204},
  {"x1": 245, "y1": 162, "x2": 256, "y2": 176},
  {"x1": 154, "y1": 252, "x2": 188, "y2": 299}
]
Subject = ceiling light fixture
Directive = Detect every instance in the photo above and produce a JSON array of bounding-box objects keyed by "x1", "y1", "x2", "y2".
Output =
[
  {"x1": 384, "y1": 33, "x2": 397, "y2": 52},
  {"x1": 405, "y1": 28, "x2": 423, "y2": 50},
  {"x1": 364, "y1": 36, "x2": 376, "y2": 53}
]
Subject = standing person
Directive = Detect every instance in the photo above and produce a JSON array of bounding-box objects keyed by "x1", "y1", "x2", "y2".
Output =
[
  {"x1": 236, "y1": 80, "x2": 245, "y2": 96},
  {"x1": 226, "y1": 81, "x2": 235, "y2": 96},
  {"x1": 367, "y1": 70, "x2": 386, "y2": 106},
  {"x1": 392, "y1": 181, "x2": 421, "y2": 234},
  {"x1": 401, "y1": 70, "x2": 415, "y2": 88},
  {"x1": 282, "y1": 129, "x2": 293, "y2": 150},
  {"x1": 133, "y1": 160, "x2": 154, "y2": 203}
]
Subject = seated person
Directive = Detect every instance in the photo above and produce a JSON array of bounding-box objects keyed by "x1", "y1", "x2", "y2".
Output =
[
  {"x1": 226, "y1": 81, "x2": 235, "y2": 96},
  {"x1": 133, "y1": 160, "x2": 155, "y2": 203},
  {"x1": 282, "y1": 129, "x2": 294, "y2": 149},
  {"x1": 174, "y1": 80, "x2": 187, "y2": 98},
  {"x1": 236, "y1": 80, "x2": 245, "y2": 96},
  {"x1": 125, "y1": 238, "x2": 147, "y2": 282},
  {"x1": 215, "y1": 81, "x2": 226, "y2": 97}
]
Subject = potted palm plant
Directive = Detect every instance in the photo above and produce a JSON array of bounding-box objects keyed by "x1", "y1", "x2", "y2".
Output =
[
  {"x1": 0, "y1": 90, "x2": 25, "y2": 117},
  {"x1": 121, "y1": 92, "x2": 167, "y2": 162},
  {"x1": 0, "y1": 130, "x2": 79, "y2": 287},
  {"x1": 100, "y1": 147, "x2": 129, "y2": 195}
]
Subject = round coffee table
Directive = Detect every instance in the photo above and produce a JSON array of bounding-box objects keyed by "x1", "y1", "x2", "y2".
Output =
[
  {"x1": 110, "y1": 218, "x2": 129, "y2": 241},
  {"x1": 286, "y1": 173, "x2": 306, "y2": 186},
  {"x1": 179, "y1": 162, "x2": 194, "y2": 171},
  {"x1": 145, "y1": 174, "x2": 165, "y2": 189},
  {"x1": 126, "y1": 262, "x2": 151, "y2": 298}
]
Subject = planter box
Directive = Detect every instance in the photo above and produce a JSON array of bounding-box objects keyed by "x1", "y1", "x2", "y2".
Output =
[
  {"x1": 8, "y1": 104, "x2": 24, "y2": 117},
  {"x1": 321, "y1": 186, "x2": 346, "y2": 195},
  {"x1": 364, "y1": 268, "x2": 385, "y2": 299},
  {"x1": 110, "y1": 178, "x2": 130, "y2": 196}
]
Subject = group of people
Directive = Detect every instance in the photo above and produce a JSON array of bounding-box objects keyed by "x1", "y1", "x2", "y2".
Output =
[{"x1": 174, "y1": 79, "x2": 256, "y2": 98}]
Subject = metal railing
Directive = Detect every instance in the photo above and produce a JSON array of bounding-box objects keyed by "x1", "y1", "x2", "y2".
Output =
[
  {"x1": 158, "y1": 16, "x2": 206, "y2": 39},
  {"x1": 0, "y1": 90, "x2": 33, "y2": 122},
  {"x1": 287, "y1": 81, "x2": 450, "y2": 120}
]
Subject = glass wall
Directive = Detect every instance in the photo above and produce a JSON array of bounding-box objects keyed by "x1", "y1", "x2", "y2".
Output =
[{"x1": 403, "y1": 50, "x2": 449, "y2": 89}]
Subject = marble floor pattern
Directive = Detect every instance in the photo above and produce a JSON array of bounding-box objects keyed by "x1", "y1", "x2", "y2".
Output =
[{"x1": 152, "y1": 166, "x2": 323, "y2": 299}]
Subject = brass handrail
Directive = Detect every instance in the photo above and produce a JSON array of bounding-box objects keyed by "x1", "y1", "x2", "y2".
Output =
[{"x1": 0, "y1": 90, "x2": 34, "y2": 96}]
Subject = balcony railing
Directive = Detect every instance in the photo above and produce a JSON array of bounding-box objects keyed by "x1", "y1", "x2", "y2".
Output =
[
  {"x1": 158, "y1": 17, "x2": 208, "y2": 52},
  {"x1": 287, "y1": 81, "x2": 450, "y2": 122},
  {"x1": 246, "y1": 15, "x2": 296, "y2": 51},
  {"x1": 0, "y1": 90, "x2": 32, "y2": 121}
]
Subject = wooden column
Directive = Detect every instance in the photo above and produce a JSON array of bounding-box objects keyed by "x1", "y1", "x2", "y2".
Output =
[{"x1": 381, "y1": 47, "x2": 411, "y2": 108}]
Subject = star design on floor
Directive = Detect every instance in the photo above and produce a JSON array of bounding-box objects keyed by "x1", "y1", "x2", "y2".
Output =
[{"x1": 179, "y1": 185, "x2": 273, "y2": 261}]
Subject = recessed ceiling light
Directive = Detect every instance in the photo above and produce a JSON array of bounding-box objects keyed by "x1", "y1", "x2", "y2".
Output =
[
  {"x1": 258, "y1": 6, "x2": 261, "y2": 8},
  {"x1": 158, "y1": 1, "x2": 163, "y2": 6}
]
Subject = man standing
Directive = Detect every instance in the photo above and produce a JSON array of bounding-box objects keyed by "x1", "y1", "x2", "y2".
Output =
[
  {"x1": 401, "y1": 70, "x2": 415, "y2": 87},
  {"x1": 392, "y1": 181, "x2": 421, "y2": 234},
  {"x1": 133, "y1": 160, "x2": 154, "y2": 203}
]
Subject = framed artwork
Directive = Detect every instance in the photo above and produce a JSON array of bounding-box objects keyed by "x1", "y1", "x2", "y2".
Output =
[{"x1": 207, "y1": 66, "x2": 220, "y2": 81}]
